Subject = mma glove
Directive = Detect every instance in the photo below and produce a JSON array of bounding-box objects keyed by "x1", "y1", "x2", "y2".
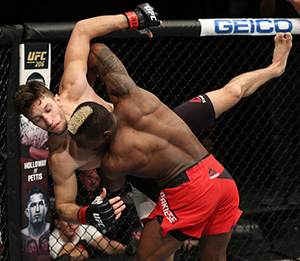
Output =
[
  {"x1": 77, "y1": 196, "x2": 115, "y2": 229},
  {"x1": 124, "y1": 3, "x2": 160, "y2": 31}
]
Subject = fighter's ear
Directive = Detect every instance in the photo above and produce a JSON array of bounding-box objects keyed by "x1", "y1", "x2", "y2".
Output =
[
  {"x1": 54, "y1": 94, "x2": 63, "y2": 106},
  {"x1": 103, "y1": 130, "x2": 111, "y2": 138},
  {"x1": 24, "y1": 208, "x2": 29, "y2": 218}
]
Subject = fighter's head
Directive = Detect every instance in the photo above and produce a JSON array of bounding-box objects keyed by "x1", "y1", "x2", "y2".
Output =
[
  {"x1": 13, "y1": 81, "x2": 67, "y2": 135},
  {"x1": 68, "y1": 101, "x2": 115, "y2": 150},
  {"x1": 25, "y1": 184, "x2": 48, "y2": 225}
]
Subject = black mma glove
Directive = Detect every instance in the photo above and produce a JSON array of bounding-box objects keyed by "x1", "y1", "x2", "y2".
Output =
[
  {"x1": 77, "y1": 196, "x2": 115, "y2": 229},
  {"x1": 124, "y1": 3, "x2": 160, "y2": 30}
]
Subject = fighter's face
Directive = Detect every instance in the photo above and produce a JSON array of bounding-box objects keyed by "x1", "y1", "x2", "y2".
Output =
[
  {"x1": 27, "y1": 193, "x2": 47, "y2": 224},
  {"x1": 26, "y1": 94, "x2": 67, "y2": 135}
]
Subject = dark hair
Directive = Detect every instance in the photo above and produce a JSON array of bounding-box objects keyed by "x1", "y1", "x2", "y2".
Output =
[
  {"x1": 27, "y1": 184, "x2": 46, "y2": 205},
  {"x1": 69, "y1": 101, "x2": 114, "y2": 140},
  {"x1": 13, "y1": 81, "x2": 54, "y2": 116}
]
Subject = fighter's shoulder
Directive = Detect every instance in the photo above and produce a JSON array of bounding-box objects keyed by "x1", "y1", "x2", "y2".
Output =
[
  {"x1": 48, "y1": 133, "x2": 67, "y2": 151},
  {"x1": 48, "y1": 140, "x2": 75, "y2": 177},
  {"x1": 118, "y1": 87, "x2": 161, "y2": 118}
]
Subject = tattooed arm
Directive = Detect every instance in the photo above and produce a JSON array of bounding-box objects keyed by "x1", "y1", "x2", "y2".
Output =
[{"x1": 89, "y1": 43, "x2": 141, "y2": 106}]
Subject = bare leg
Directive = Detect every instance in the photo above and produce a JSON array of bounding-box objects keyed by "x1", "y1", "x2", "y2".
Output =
[
  {"x1": 133, "y1": 219, "x2": 183, "y2": 261},
  {"x1": 207, "y1": 33, "x2": 293, "y2": 119},
  {"x1": 198, "y1": 231, "x2": 232, "y2": 261}
]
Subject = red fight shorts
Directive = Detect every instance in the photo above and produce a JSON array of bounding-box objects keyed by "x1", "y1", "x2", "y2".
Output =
[{"x1": 142, "y1": 154, "x2": 242, "y2": 241}]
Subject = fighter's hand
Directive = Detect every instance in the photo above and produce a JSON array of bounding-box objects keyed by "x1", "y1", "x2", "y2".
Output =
[
  {"x1": 101, "y1": 187, "x2": 126, "y2": 220},
  {"x1": 77, "y1": 188, "x2": 125, "y2": 229},
  {"x1": 124, "y1": 3, "x2": 161, "y2": 38}
]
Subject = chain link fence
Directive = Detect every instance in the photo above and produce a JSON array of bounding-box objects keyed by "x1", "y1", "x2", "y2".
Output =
[
  {"x1": 1, "y1": 27, "x2": 300, "y2": 260},
  {"x1": 0, "y1": 45, "x2": 11, "y2": 261}
]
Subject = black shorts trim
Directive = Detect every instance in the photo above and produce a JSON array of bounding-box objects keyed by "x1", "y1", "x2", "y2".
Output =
[
  {"x1": 218, "y1": 169, "x2": 233, "y2": 180},
  {"x1": 165, "y1": 153, "x2": 211, "y2": 189},
  {"x1": 169, "y1": 229, "x2": 191, "y2": 241}
]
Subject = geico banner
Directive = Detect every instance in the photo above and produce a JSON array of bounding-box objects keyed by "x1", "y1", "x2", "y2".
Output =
[{"x1": 199, "y1": 18, "x2": 300, "y2": 36}]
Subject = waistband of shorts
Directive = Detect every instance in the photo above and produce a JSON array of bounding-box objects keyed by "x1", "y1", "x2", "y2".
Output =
[{"x1": 165, "y1": 153, "x2": 211, "y2": 189}]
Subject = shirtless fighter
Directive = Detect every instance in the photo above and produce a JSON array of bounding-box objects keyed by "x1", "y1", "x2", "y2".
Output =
[
  {"x1": 68, "y1": 32, "x2": 292, "y2": 260},
  {"x1": 13, "y1": 2, "x2": 235, "y2": 231},
  {"x1": 14, "y1": 5, "x2": 293, "y2": 259},
  {"x1": 14, "y1": 3, "x2": 161, "y2": 229}
]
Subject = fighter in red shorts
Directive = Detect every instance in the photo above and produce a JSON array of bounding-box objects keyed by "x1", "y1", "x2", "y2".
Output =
[
  {"x1": 142, "y1": 154, "x2": 242, "y2": 241},
  {"x1": 68, "y1": 32, "x2": 292, "y2": 261}
]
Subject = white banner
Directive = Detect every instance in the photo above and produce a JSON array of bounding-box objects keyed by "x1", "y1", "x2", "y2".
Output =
[
  {"x1": 199, "y1": 18, "x2": 300, "y2": 36},
  {"x1": 19, "y1": 43, "x2": 51, "y2": 85},
  {"x1": 19, "y1": 42, "x2": 51, "y2": 261}
]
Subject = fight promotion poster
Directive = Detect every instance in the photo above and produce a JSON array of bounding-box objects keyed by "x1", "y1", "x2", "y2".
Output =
[{"x1": 19, "y1": 43, "x2": 51, "y2": 261}]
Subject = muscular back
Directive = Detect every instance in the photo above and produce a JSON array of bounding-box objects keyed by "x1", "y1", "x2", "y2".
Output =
[
  {"x1": 101, "y1": 87, "x2": 208, "y2": 188},
  {"x1": 84, "y1": 43, "x2": 207, "y2": 189}
]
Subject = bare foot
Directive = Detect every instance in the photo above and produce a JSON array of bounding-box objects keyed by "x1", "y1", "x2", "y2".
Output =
[{"x1": 271, "y1": 33, "x2": 293, "y2": 77}]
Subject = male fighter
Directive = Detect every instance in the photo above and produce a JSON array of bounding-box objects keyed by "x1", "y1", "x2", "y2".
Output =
[
  {"x1": 13, "y1": 2, "x2": 230, "y2": 231},
  {"x1": 68, "y1": 32, "x2": 292, "y2": 260},
  {"x1": 14, "y1": 5, "x2": 293, "y2": 258},
  {"x1": 14, "y1": 4, "x2": 161, "y2": 229}
]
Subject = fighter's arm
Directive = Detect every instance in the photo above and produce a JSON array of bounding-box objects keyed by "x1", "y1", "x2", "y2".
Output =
[
  {"x1": 49, "y1": 154, "x2": 81, "y2": 223},
  {"x1": 91, "y1": 235, "x2": 126, "y2": 255},
  {"x1": 61, "y1": 3, "x2": 160, "y2": 104},
  {"x1": 89, "y1": 43, "x2": 141, "y2": 106},
  {"x1": 60, "y1": 15, "x2": 129, "y2": 105},
  {"x1": 49, "y1": 155, "x2": 125, "y2": 226}
]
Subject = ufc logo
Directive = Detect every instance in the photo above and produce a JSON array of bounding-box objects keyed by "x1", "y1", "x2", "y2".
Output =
[
  {"x1": 93, "y1": 213, "x2": 105, "y2": 227},
  {"x1": 144, "y1": 5, "x2": 157, "y2": 21},
  {"x1": 27, "y1": 51, "x2": 47, "y2": 61}
]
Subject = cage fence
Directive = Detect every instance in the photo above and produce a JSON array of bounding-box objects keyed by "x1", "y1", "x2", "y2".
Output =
[{"x1": 0, "y1": 22, "x2": 299, "y2": 260}]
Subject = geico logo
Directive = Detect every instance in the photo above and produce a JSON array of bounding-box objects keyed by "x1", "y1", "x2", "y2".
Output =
[
  {"x1": 215, "y1": 19, "x2": 293, "y2": 34},
  {"x1": 27, "y1": 51, "x2": 47, "y2": 61}
]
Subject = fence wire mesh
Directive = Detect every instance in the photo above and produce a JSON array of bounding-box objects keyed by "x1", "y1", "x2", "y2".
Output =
[
  {"x1": 1, "y1": 35, "x2": 300, "y2": 260},
  {"x1": 0, "y1": 45, "x2": 11, "y2": 261}
]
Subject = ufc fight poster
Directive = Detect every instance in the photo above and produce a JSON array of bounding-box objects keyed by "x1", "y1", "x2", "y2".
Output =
[{"x1": 19, "y1": 43, "x2": 51, "y2": 261}]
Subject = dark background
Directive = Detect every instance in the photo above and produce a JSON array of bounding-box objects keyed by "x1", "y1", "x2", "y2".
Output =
[{"x1": 1, "y1": 0, "x2": 262, "y2": 25}]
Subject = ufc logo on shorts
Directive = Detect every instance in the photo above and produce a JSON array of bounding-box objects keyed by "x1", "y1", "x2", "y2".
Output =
[{"x1": 93, "y1": 213, "x2": 105, "y2": 227}]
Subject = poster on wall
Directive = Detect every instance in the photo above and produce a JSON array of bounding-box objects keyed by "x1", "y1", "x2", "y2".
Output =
[{"x1": 19, "y1": 42, "x2": 51, "y2": 261}]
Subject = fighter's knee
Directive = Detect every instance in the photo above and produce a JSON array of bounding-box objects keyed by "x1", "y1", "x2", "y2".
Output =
[{"x1": 223, "y1": 83, "x2": 243, "y2": 102}]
